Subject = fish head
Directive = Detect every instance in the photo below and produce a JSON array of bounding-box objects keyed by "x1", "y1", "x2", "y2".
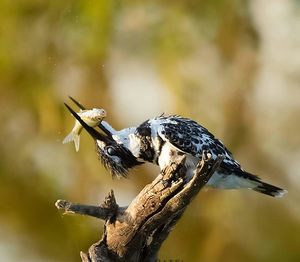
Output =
[{"x1": 80, "y1": 108, "x2": 107, "y2": 123}]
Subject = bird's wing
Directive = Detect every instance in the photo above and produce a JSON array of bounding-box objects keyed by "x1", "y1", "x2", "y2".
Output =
[{"x1": 155, "y1": 116, "x2": 240, "y2": 168}]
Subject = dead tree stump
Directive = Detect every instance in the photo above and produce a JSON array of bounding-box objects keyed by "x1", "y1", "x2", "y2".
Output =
[{"x1": 55, "y1": 152, "x2": 223, "y2": 262}]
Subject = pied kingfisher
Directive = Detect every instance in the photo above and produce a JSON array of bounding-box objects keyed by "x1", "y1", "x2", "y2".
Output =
[{"x1": 64, "y1": 97, "x2": 286, "y2": 198}]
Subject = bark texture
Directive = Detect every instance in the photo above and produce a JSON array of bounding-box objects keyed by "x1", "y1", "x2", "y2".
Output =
[{"x1": 56, "y1": 152, "x2": 223, "y2": 262}]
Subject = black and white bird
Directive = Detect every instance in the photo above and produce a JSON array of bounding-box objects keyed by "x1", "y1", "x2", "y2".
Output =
[{"x1": 64, "y1": 97, "x2": 287, "y2": 198}]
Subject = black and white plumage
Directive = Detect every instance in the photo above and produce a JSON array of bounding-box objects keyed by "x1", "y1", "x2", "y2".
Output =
[{"x1": 65, "y1": 99, "x2": 287, "y2": 198}]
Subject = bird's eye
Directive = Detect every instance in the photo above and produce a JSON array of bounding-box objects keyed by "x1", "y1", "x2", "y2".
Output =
[{"x1": 106, "y1": 146, "x2": 116, "y2": 156}]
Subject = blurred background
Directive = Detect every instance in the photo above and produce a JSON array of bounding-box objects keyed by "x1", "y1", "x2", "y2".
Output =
[{"x1": 0, "y1": 0, "x2": 299, "y2": 261}]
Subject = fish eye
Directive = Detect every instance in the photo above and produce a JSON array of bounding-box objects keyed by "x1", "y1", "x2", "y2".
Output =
[{"x1": 106, "y1": 146, "x2": 116, "y2": 156}]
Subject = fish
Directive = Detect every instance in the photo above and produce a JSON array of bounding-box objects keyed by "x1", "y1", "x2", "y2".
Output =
[{"x1": 63, "y1": 108, "x2": 106, "y2": 152}]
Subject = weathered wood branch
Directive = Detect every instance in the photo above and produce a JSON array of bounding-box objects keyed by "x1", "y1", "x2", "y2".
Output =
[{"x1": 55, "y1": 152, "x2": 223, "y2": 262}]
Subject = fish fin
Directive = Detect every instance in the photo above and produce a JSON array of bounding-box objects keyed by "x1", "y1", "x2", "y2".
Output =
[
  {"x1": 62, "y1": 132, "x2": 74, "y2": 144},
  {"x1": 63, "y1": 132, "x2": 80, "y2": 152}
]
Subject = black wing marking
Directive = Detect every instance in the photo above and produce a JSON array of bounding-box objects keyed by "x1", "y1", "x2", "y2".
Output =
[{"x1": 156, "y1": 116, "x2": 241, "y2": 168}]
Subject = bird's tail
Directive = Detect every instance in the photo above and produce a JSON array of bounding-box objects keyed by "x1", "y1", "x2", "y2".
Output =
[
  {"x1": 238, "y1": 170, "x2": 287, "y2": 197},
  {"x1": 215, "y1": 163, "x2": 287, "y2": 197},
  {"x1": 251, "y1": 178, "x2": 287, "y2": 198}
]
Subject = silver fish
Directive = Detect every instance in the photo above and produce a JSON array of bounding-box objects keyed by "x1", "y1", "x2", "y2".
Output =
[{"x1": 63, "y1": 108, "x2": 106, "y2": 152}]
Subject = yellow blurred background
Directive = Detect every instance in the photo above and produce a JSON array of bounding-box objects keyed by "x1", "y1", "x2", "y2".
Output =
[{"x1": 0, "y1": 0, "x2": 299, "y2": 261}]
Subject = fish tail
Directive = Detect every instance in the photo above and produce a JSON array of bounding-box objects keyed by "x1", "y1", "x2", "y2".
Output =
[
  {"x1": 63, "y1": 132, "x2": 80, "y2": 152},
  {"x1": 74, "y1": 135, "x2": 80, "y2": 152}
]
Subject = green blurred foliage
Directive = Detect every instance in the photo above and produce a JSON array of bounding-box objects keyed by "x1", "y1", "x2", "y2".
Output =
[{"x1": 0, "y1": 0, "x2": 299, "y2": 261}]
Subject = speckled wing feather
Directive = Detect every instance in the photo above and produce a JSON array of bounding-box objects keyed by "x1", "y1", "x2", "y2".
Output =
[{"x1": 156, "y1": 116, "x2": 242, "y2": 169}]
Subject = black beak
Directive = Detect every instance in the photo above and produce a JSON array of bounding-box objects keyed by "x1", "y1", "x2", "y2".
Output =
[
  {"x1": 64, "y1": 103, "x2": 111, "y2": 143},
  {"x1": 68, "y1": 96, "x2": 112, "y2": 138},
  {"x1": 68, "y1": 96, "x2": 86, "y2": 110}
]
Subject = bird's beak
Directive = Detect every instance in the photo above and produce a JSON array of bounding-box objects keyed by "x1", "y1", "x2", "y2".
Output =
[
  {"x1": 68, "y1": 96, "x2": 86, "y2": 110},
  {"x1": 68, "y1": 96, "x2": 112, "y2": 138},
  {"x1": 64, "y1": 103, "x2": 111, "y2": 142}
]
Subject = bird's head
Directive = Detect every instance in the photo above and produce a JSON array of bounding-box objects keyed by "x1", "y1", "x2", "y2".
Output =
[
  {"x1": 94, "y1": 138, "x2": 142, "y2": 177},
  {"x1": 65, "y1": 100, "x2": 142, "y2": 177}
]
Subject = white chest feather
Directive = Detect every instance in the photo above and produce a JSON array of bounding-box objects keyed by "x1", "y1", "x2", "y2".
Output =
[
  {"x1": 158, "y1": 143, "x2": 174, "y2": 169},
  {"x1": 158, "y1": 142, "x2": 197, "y2": 169}
]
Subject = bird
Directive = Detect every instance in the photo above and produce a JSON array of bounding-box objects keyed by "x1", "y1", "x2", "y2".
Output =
[{"x1": 64, "y1": 97, "x2": 287, "y2": 198}]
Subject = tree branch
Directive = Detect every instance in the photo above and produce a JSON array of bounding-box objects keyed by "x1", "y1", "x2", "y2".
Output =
[
  {"x1": 56, "y1": 152, "x2": 223, "y2": 262},
  {"x1": 55, "y1": 190, "x2": 119, "y2": 220}
]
